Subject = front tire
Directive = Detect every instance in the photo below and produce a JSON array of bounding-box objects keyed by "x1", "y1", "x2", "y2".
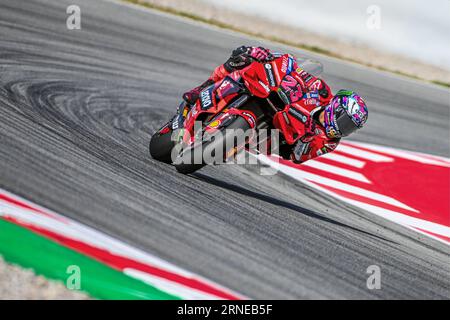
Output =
[
  {"x1": 174, "y1": 116, "x2": 251, "y2": 174},
  {"x1": 149, "y1": 128, "x2": 175, "y2": 163}
]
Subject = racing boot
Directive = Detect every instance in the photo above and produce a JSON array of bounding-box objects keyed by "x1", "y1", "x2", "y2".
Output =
[{"x1": 182, "y1": 79, "x2": 214, "y2": 106}]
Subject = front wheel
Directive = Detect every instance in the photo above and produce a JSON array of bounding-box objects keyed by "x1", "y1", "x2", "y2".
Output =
[
  {"x1": 174, "y1": 116, "x2": 252, "y2": 174},
  {"x1": 149, "y1": 125, "x2": 176, "y2": 164}
]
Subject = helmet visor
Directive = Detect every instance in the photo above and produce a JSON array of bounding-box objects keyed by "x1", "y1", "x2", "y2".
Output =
[{"x1": 335, "y1": 108, "x2": 358, "y2": 137}]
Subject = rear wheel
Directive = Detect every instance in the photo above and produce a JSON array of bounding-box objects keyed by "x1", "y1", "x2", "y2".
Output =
[{"x1": 174, "y1": 116, "x2": 251, "y2": 174}]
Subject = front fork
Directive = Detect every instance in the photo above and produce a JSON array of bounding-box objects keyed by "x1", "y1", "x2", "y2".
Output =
[{"x1": 170, "y1": 99, "x2": 258, "y2": 157}]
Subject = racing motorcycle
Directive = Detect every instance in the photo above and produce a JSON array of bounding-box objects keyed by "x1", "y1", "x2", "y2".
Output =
[{"x1": 149, "y1": 54, "x2": 322, "y2": 174}]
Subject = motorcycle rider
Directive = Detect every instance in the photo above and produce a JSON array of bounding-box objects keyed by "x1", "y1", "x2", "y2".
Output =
[{"x1": 181, "y1": 46, "x2": 368, "y2": 163}]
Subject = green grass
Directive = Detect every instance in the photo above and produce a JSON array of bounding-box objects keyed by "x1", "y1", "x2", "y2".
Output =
[
  {"x1": 431, "y1": 80, "x2": 450, "y2": 88},
  {"x1": 124, "y1": 0, "x2": 450, "y2": 89}
]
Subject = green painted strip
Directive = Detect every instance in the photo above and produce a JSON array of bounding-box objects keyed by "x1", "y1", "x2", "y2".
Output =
[{"x1": 0, "y1": 219, "x2": 181, "y2": 300}]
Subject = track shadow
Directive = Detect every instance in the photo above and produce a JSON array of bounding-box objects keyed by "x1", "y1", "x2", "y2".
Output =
[{"x1": 193, "y1": 172, "x2": 398, "y2": 245}]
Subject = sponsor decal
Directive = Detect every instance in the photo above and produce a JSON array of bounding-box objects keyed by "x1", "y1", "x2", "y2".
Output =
[
  {"x1": 229, "y1": 61, "x2": 246, "y2": 68},
  {"x1": 298, "y1": 70, "x2": 313, "y2": 84},
  {"x1": 277, "y1": 88, "x2": 290, "y2": 105},
  {"x1": 216, "y1": 78, "x2": 242, "y2": 99},
  {"x1": 258, "y1": 80, "x2": 270, "y2": 93},
  {"x1": 280, "y1": 75, "x2": 303, "y2": 103},
  {"x1": 305, "y1": 91, "x2": 319, "y2": 99},
  {"x1": 288, "y1": 107, "x2": 308, "y2": 124},
  {"x1": 208, "y1": 120, "x2": 221, "y2": 129},
  {"x1": 293, "y1": 141, "x2": 310, "y2": 161},
  {"x1": 309, "y1": 79, "x2": 322, "y2": 91},
  {"x1": 172, "y1": 113, "x2": 184, "y2": 130},
  {"x1": 304, "y1": 98, "x2": 318, "y2": 106},
  {"x1": 303, "y1": 91, "x2": 319, "y2": 106},
  {"x1": 280, "y1": 55, "x2": 294, "y2": 74},
  {"x1": 264, "y1": 63, "x2": 276, "y2": 87},
  {"x1": 219, "y1": 80, "x2": 230, "y2": 90},
  {"x1": 324, "y1": 142, "x2": 338, "y2": 150},
  {"x1": 281, "y1": 56, "x2": 289, "y2": 73},
  {"x1": 200, "y1": 87, "x2": 213, "y2": 110}
]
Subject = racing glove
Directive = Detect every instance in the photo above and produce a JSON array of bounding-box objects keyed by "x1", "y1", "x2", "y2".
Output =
[
  {"x1": 224, "y1": 46, "x2": 273, "y2": 72},
  {"x1": 248, "y1": 46, "x2": 273, "y2": 61}
]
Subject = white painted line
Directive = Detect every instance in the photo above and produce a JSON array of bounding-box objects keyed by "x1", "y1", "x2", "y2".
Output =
[
  {"x1": 336, "y1": 145, "x2": 394, "y2": 162},
  {"x1": 345, "y1": 141, "x2": 450, "y2": 167},
  {"x1": 256, "y1": 149, "x2": 450, "y2": 246},
  {"x1": 319, "y1": 152, "x2": 366, "y2": 168},
  {"x1": 302, "y1": 160, "x2": 371, "y2": 183},
  {"x1": 302, "y1": 179, "x2": 450, "y2": 246},
  {"x1": 124, "y1": 268, "x2": 219, "y2": 300},
  {"x1": 343, "y1": 199, "x2": 450, "y2": 238},
  {"x1": 259, "y1": 155, "x2": 418, "y2": 213},
  {"x1": 0, "y1": 190, "x2": 191, "y2": 276}
]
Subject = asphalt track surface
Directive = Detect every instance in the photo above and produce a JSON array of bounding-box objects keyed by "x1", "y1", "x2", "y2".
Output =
[{"x1": 0, "y1": 0, "x2": 449, "y2": 299}]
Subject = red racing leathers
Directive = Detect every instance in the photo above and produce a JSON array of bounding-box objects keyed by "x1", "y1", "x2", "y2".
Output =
[
  {"x1": 272, "y1": 59, "x2": 340, "y2": 164},
  {"x1": 185, "y1": 46, "x2": 341, "y2": 164}
]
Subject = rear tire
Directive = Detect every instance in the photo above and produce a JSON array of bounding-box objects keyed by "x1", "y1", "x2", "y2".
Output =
[
  {"x1": 174, "y1": 116, "x2": 251, "y2": 174},
  {"x1": 149, "y1": 129, "x2": 175, "y2": 164}
]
